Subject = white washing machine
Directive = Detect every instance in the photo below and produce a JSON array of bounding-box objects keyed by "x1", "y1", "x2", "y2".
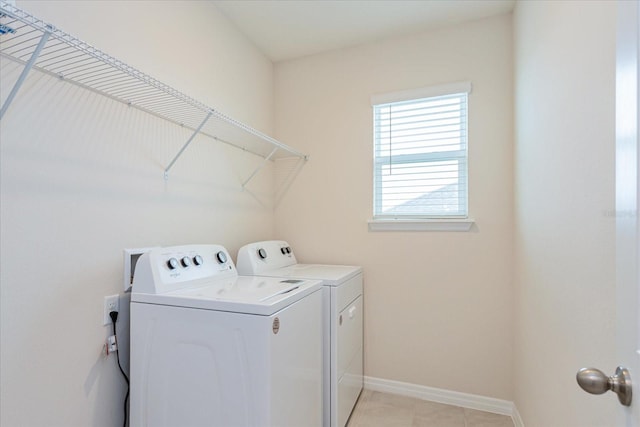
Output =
[
  {"x1": 129, "y1": 244, "x2": 323, "y2": 427},
  {"x1": 236, "y1": 240, "x2": 363, "y2": 427}
]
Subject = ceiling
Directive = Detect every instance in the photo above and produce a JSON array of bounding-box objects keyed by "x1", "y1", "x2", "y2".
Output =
[{"x1": 212, "y1": 0, "x2": 516, "y2": 62}]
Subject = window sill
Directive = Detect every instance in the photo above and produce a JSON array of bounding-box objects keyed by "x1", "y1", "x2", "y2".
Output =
[{"x1": 367, "y1": 218, "x2": 475, "y2": 232}]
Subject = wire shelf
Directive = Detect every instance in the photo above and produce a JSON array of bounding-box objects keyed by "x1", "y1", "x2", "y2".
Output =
[{"x1": 0, "y1": 2, "x2": 307, "y2": 183}]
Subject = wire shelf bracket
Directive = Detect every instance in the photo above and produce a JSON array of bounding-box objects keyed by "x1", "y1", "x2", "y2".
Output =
[
  {"x1": 242, "y1": 146, "x2": 279, "y2": 189},
  {"x1": 0, "y1": 2, "x2": 308, "y2": 189},
  {"x1": 0, "y1": 26, "x2": 49, "y2": 119},
  {"x1": 164, "y1": 111, "x2": 213, "y2": 180}
]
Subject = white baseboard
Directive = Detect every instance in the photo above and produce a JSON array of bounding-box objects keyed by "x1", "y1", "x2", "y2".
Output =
[{"x1": 364, "y1": 376, "x2": 524, "y2": 426}]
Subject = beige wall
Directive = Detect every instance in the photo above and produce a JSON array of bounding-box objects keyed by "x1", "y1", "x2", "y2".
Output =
[
  {"x1": 1, "y1": 1, "x2": 275, "y2": 426},
  {"x1": 274, "y1": 14, "x2": 514, "y2": 400},
  {"x1": 513, "y1": 1, "x2": 617, "y2": 426}
]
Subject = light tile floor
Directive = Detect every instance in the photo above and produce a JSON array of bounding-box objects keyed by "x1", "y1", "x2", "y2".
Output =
[{"x1": 346, "y1": 390, "x2": 514, "y2": 427}]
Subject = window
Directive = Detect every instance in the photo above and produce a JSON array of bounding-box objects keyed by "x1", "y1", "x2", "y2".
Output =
[{"x1": 372, "y1": 82, "x2": 471, "y2": 223}]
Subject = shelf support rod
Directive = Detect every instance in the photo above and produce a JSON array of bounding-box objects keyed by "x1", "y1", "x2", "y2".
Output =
[
  {"x1": 241, "y1": 147, "x2": 279, "y2": 189},
  {"x1": 0, "y1": 30, "x2": 51, "y2": 120},
  {"x1": 164, "y1": 111, "x2": 213, "y2": 179}
]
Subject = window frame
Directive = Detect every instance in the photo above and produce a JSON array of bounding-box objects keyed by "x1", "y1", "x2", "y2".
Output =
[{"x1": 369, "y1": 82, "x2": 474, "y2": 232}]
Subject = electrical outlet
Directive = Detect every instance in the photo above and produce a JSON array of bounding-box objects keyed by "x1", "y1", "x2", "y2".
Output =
[{"x1": 103, "y1": 294, "x2": 119, "y2": 326}]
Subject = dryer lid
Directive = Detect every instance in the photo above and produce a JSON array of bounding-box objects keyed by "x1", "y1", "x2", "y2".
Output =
[{"x1": 248, "y1": 264, "x2": 362, "y2": 286}]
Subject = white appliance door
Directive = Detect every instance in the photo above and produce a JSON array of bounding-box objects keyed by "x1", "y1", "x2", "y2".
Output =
[
  {"x1": 331, "y1": 274, "x2": 364, "y2": 427},
  {"x1": 336, "y1": 295, "x2": 363, "y2": 427}
]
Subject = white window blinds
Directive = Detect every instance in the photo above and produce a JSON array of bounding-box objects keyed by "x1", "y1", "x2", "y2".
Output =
[{"x1": 372, "y1": 82, "x2": 470, "y2": 219}]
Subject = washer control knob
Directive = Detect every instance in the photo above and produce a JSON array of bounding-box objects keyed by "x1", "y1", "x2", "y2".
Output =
[
  {"x1": 181, "y1": 257, "x2": 191, "y2": 268},
  {"x1": 167, "y1": 258, "x2": 179, "y2": 270},
  {"x1": 193, "y1": 254, "x2": 203, "y2": 266},
  {"x1": 281, "y1": 247, "x2": 287, "y2": 255},
  {"x1": 286, "y1": 247, "x2": 292, "y2": 254},
  {"x1": 258, "y1": 248, "x2": 267, "y2": 259},
  {"x1": 216, "y1": 251, "x2": 228, "y2": 264}
]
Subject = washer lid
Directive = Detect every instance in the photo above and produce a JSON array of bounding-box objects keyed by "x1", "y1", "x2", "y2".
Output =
[
  {"x1": 248, "y1": 264, "x2": 362, "y2": 286},
  {"x1": 131, "y1": 275, "x2": 321, "y2": 315}
]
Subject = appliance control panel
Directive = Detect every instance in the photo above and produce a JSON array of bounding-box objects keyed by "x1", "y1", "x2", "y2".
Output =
[
  {"x1": 236, "y1": 240, "x2": 297, "y2": 275},
  {"x1": 132, "y1": 244, "x2": 236, "y2": 294}
]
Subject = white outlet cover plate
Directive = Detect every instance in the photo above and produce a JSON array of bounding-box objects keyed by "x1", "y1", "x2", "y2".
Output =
[{"x1": 103, "y1": 294, "x2": 119, "y2": 326}]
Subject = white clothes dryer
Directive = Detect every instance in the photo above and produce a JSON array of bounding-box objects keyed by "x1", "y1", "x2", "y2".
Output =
[
  {"x1": 236, "y1": 240, "x2": 363, "y2": 427},
  {"x1": 129, "y1": 244, "x2": 323, "y2": 427}
]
